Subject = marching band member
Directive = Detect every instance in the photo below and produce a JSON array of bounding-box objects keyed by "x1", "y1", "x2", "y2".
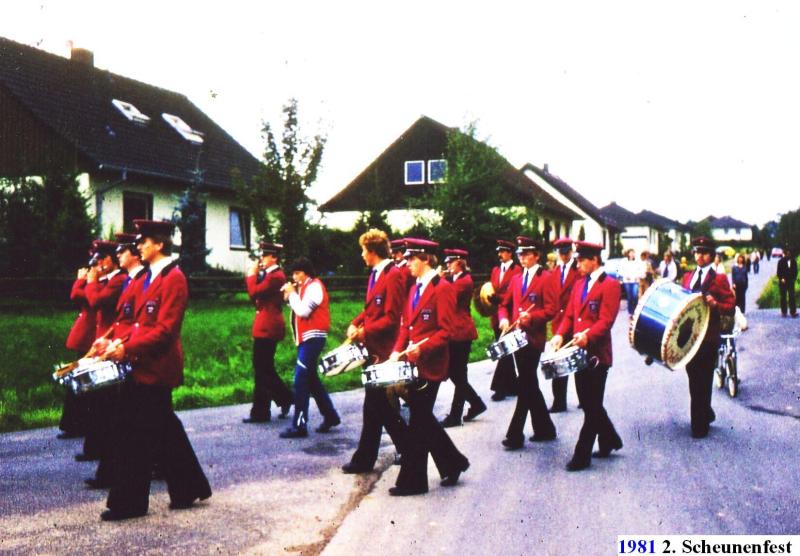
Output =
[
  {"x1": 78, "y1": 241, "x2": 125, "y2": 465},
  {"x1": 391, "y1": 238, "x2": 415, "y2": 295},
  {"x1": 101, "y1": 219, "x2": 211, "y2": 520},
  {"x1": 388, "y1": 239, "x2": 469, "y2": 496},
  {"x1": 497, "y1": 237, "x2": 556, "y2": 449},
  {"x1": 243, "y1": 242, "x2": 293, "y2": 423},
  {"x1": 548, "y1": 237, "x2": 579, "y2": 413},
  {"x1": 551, "y1": 241, "x2": 623, "y2": 471},
  {"x1": 681, "y1": 237, "x2": 736, "y2": 438},
  {"x1": 439, "y1": 248, "x2": 486, "y2": 428},
  {"x1": 489, "y1": 239, "x2": 522, "y2": 401},
  {"x1": 280, "y1": 257, "x2": 341, "y2": 438},
  {"x1": 342, "y1": 230, "x2": 408, "y2": 473},
  {"x1": 58, "y1": 245, "x2": 98, "y2": 439},
  {"x1": 85, "y1": 233, "x2": 145, "y2": 490}
]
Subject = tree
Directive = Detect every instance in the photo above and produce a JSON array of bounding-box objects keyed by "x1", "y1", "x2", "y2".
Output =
[
  {"x1": 777, "y1": 208, "x2": 800, "y2": 252},
  {"x1": 172, "y1": 150, "x2": 210, "y2": 275},
  {"x1": 578, "y1": 225, "x2": 586, "y2": 241},
  {"x1": 691, "y1": 219, "x2": 713, "y2": 240},
  {"x1": 236, "y1": 98, "x2": 326, "y2": 264},
  {"x1": 415, "y1": 122, "x2": 538, "y2": 271},
  {"x1": 0, "y1": 174, "x2": 96, "y2": 277}
]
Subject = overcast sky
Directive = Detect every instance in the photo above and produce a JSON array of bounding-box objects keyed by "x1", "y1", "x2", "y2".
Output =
[{"x1": 3, "y1": 1, "x2": 799, "y2": 226}]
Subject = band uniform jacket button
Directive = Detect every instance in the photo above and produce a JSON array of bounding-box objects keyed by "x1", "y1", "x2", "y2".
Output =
[{"x1": 577, "y1": 318, "x2": 582, "y2": 322}]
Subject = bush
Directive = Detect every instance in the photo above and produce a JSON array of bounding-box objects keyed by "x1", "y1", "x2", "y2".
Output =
[{"x1": 757, "y1": 257, "x2": 800, "y2": 309}]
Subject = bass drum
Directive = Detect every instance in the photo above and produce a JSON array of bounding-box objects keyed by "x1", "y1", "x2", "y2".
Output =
[{"x1": 629, "y1": 278, "x2": 710, "y2": 370}]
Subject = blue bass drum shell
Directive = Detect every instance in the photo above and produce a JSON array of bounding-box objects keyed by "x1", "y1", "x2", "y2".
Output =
[{"x1": 629, "y1": 278, "x2": 710, "y2": 370}]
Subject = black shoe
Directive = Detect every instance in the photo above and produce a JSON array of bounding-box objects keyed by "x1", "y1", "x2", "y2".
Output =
[
  {"x1": 279, "y1": 403, "x2": 292, "y2": 419},
  {"x1": 57, "y1": 431, "x2": 82, "y2": 440},
  {"x1": 342, "y1": 462, "x2": 373, "y2": 474},
  {"x1": 74, "y1": 452, "x2": 99, "y2": 462},
  {"x1": 593, "y1": 437, "x2": 623, "y2": 458},
  {"x1": 548, "y1": 404, "x2": 567, "y2": 414},
  {"x1": 169, "y1": 492, "x2": 211, "y2": 510},
  {"x1": 463, "y1": 401, "x2": 487, "y2": 422},
  {"x1": 691, "y1": 426, "x2": 709, "y2": 439},
  {"x1": 315, "y1": 415, "x2": 341, "y2": 433},
  {"x1": 491, "y1": 392, "x2": 506, "y2": 402},
  {"x1": 85, "y1": 477, "x2": 112, "y2": 489},
  {"x1": 566, "y1": 458, "x2": 591, "y2": 472},
  {"x1": 441, "y1": 461, "x2": 469, "y2": 487},
  {"x1": 242, "y1": 415, "x2": 270, "y2": 424},
  {"x1": 389, "y1": 485, "x2": 427, "y2": 496},
  {"x1": 100, "y1": 508, "x2": 146, "y2": 521},
  {"x1": 279, "y1": 427, "x2": 308, "y2": 438},
  {"x1": 502, "y1": 438, "x2": 524, "y2": 450},
  {"x1": 440, "y1": 415, "x2": 462, "y2": 428},
  {"x1": 529, "y1": 432, "x2": 557, "y2": 442},
  {"x1": 393, "y1": 453, "x2": 402, "y2": 466},
  {"x1": 708, "y1": 408, "x2": 716, "y2": 424}
]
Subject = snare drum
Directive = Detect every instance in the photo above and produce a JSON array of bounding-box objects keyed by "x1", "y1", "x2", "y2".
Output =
[
  {"x1": 629, "y1": 278, "x2": 710, "y2": 370},
  {"x1": 486, "y1": 328, "x2": 528, "y2": 361},
  {"x1": 361, "y1": 361, "x2": 418, "y2": 388},
  {"x1": 58, "y1": 358, "x2": 133, "y2": 395},
  {"x1": 540, "y1": 345, "x2": 589, "y2": 380},
  {"x1": 319, "y1": 342, "x2": 370, "y2": 376}
]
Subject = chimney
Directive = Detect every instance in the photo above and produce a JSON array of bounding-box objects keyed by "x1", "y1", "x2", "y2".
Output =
[
  {"x1": 543, "y1": 163, "x2": 549, "y2": 173},
  {"x1": 70, "y1": 47, "x2": 94, "y2": 67}
]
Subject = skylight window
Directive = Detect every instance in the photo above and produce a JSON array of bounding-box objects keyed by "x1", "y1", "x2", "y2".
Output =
[
  {"x1": 404, "y1": 160, "x2": 425, "y2": 185},
  {"x1": 111, "y1": 99, "x2": 150, "y2": 124},
  {"x1": 162, "y1": 113, "x2": 204, "y2": 144}
]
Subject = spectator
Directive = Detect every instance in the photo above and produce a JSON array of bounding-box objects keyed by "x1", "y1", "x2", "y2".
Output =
[
  {"x1": 657, "y1": 251, "x2": 678, "y2": 282},
  {"x1": 712, "y1": 253, "x2": 727, "y2": 276},
  {"x1": 639, "y1": 251, "x2": 655, "y2": 297},
  {"x1": 750, "y1": 250, "x2": 760, "y2": 274},
  {"x1": 777, "y1": 247, "x2": 798, "y2": 318},
  {"x1": 730, "y1": 253, "x2": 748, "y2": 313},
  {"x1": 620, "y1": 249, "x2": 644, "y2": 317}
]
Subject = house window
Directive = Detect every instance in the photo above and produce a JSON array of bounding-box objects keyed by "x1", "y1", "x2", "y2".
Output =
[
  {"x1": 229, "y1": 208, "x2": 251, "y2": 249},
  {"x1": 427, "y1": 159, "x2": 447, "y2": 183},
  {"x1": 404, "y1": 161, "x2": 425, "y2": 185},
  {"x1": 112, "y1": 99, "x2": 150, "y2": 124},
  {"x1": 122, "y1": 192, "x2": 153, "y2": 233},
  {"x1": 162, "y1": 113, "x2": 204, "y2": 144}
]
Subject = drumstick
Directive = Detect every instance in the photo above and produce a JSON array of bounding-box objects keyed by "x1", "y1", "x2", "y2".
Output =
[
  {"x1": 398, "y1": 337, "x2": 430, "y2": 359},
  {"x1": 558, "y1": 329, "x2": 589, "y2": 351},
  {"x1": 53, "y1": 326, "x2": 118, "y2": 378},
  {"x1": 499, "y1": 300, "x2": 538, "y2": 338}
]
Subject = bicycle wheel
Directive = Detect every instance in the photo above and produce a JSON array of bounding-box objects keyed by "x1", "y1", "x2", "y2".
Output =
[
  {"x1": 714, "y1": 365, "x2": 725, "y2": 389},
  {"x1": 726, "y1": 356, "x2": 738, "y2": 398}
]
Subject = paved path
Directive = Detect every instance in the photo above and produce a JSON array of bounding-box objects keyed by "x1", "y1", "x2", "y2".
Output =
[{"x1": 1, "y1": 260, "x2": 798, "y2": 555}]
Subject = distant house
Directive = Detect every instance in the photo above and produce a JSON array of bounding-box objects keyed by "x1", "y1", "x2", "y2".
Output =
[
  {"x1": 521, "y1": 163, "x2": 621, "y2": 259},
  {"x1": 319, "y1": 116, "x2": 580, "y2": 241},
  {"x1": 638, "y1": 209, "x2": 691, "y2": 253},
  {"x1": 705, "y1": 215, "x2": 753, "y2": 243},
  {"x1": 0, "y1": 37, "x2": 262, "y2": 272}
]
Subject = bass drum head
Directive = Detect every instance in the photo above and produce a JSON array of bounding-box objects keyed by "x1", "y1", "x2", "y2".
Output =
[{"x1": 660, "y1": 291, "x2": 710, "y2": 370}]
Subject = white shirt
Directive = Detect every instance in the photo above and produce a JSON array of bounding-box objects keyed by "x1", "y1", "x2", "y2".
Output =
[
  {"x1": 585, "y1": 267, "x2": 606, "y2": 296},
  {"x1": 287, "y1": 278, "x2": 324, "y2": 319},
  {"x1": 620, "y1": 258, "x2": 645, "y2": 283},
  {"x1": 558, "y1": 261, "x2": 572, "y2": 284},
  {"x1": 712, "y1": 262, "x2": 726, "y2": 276},
  {"x1": 127, "y1": 265, "x2": 145, "y2": 280},
  {"x1": 451, "y1": 271, "x2": 463, "y2": 281},
  {"x1": 372, "y1": 258, "x2": 392, "y2": 279},
  {"x1": 658, "y1": 260, "x2": 678, "y2": 281},
  {"x1": 145, "y1": 256, "x2": 173, "y2": 281},
  {"x1": 415, "y1": 269, "x2": 438, "y2": 297},
  {"x1": 693, "y1": 264, "x2": 712, "y2": 290},
  {"x1": 521, "y1": 264, "x2": 540, "y2": 289},
  {"x1": 264, "y1": 264, "x2": 279, "y2": 274},
  {"x1": 499, "y1": 260, "x2": 512, "y2": 282},
  {"x1": 100, "y1": 268, "x2": 122, "y2": 282}
]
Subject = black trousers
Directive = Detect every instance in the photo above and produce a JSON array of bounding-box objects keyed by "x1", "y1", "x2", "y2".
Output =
[
  {"x1": 396, "y1": 381, "x2": 469, "y2": 491},
  {"x1": 779, "y1": 281, "x2": 797, "y2": 316},
  {"x1": 349, "y1": 387, "x2": 409, "y2": 469},
  {"x1": 572, "y1": 364, "x2": 621, "y2": 462},
  {"x1": 685, "y1": 340, "x2": 717, "y2": 435},
  {"x1": 490, "y1": 328, "x2": 518, "y2": 396},
  {"x1": 82, "y1": 387, "x2": 117, "y2": 458},
  {"x1": 505, "y1": 345, "x2": 555, "y2": 442},
  {"x1": 250, "y1": 338, "x2": 293, "y2": 418},
  {"x1": 446, "y1": 341, "x2": 482, "y2": 418},
  {"x1": 734, "y1": 285, "x2": 747, "y2": 314},
  {"x1": 107, "y1": 381, "x2": 211, "y2": 514},
  {"x1": 550, "y1": 374, "x2": 572, "y2": 410},
  {"x1": 59, "y1": 350, "x2": 88, "y2": 435}
]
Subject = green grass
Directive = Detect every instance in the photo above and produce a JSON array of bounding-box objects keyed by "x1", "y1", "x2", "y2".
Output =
[
  {"x1": 757, "y1": 271, "x2": 800, "y2": 309},
  {"x1": 0, "y1": 291, "x2": 495, "y2": 433}
]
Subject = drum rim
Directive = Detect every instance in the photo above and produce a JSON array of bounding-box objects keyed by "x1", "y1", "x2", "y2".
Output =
[
  {"x1": 660, "y1": 293, "x2": 710, "y2": 370},
  {"x1": 320, "y1": 342, "x2": 369, "y2": 376},
  {"x1": 628, "y1": 278, "x2": 673, "y2": 347}
]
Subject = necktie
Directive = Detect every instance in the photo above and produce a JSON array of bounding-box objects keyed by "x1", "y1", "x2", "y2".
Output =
[
  {"x1": 499, "y1": 264, "x2": 505, "y2": 283},
  {"x1": 663, "y1": 264, "x2": 668, "y2": 278},
  {"x1": 561, "y1": 264, "x2": 567, "y2": 285},
  {"x1": 368, "y1": 269, "x2": 377, "y2": 293},
  {"x1": 692, "y1": 269, "x2": 703, "y2": 293},
  {"x1": 412, "y1": 283, "x2": 422, "y2": 310},
  {"x1": 581, "y1": 276, "x2": 590, "y2": 303},
  {"x1": 143, "y1": 269, "x2": 152, "y2": 292},
  {"x1": 122, "y1": 276, "x2": 131, "y2": 291},
  {"x1": 521, "y1": 270, "x2": 529, "y2": 295}
]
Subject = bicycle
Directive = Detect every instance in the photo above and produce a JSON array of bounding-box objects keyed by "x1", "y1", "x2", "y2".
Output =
[{"x1": 715, "y1": 327, "x2": 740, "y2": 397}]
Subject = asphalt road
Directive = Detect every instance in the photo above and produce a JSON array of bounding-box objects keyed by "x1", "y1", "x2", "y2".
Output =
[{"x1": 1, "y1": 260, "x2": 798, "y2": 555}]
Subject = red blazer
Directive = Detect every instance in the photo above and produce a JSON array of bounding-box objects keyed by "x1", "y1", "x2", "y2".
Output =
[
  {"x1": 86, "y1": 271, "x2": 126, "y2": 339},
  {"x1": 489, "y1": 262, "x2": 522, "y2": 329},
  {"x1": 447, "y1": 272, "x2": 478, "y2": 342},
  {"x1": 112, "y1": 269, "x2": 146, "y2": 340},
  {"x1": 123, "y1": 260, "x2": 188, "y2": 388},
  {"x1": 498, "y1": 266, "x2": 556, "y2": 351},
  {"x1": 351, "y1": 263, "x2": 404, "y2": 362},
  {"x1": 557, "y1": 272, "x2": 621, "y2": 367},
  {"x1": 246, "y1": 267, "x2": 287, "y2": 341},
  {"x1": 65, "y1": 278, "x2": 96, "y2": 353},
  {"x1": 681, "y1": 268, "x2": 735, "y2": 345},
  {"x1": 548, "y1": 259, "x2": 580, "y2": 334},
  {"x1": 393, "y1": 275, "x2": 455, "y2": 381}
]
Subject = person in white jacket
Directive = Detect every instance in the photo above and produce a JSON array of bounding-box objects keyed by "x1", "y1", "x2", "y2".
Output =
[{"x1": 620, "y1": 249, "x2": 645, "y2": 316}]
